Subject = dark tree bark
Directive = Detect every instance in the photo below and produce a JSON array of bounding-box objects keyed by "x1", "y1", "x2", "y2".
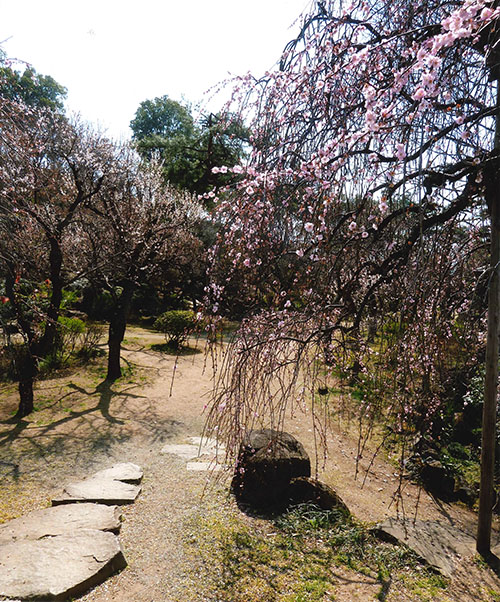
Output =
[
  {"x1": 106, "y1": 284, "x2": 134, "y2": 381},
  {"x1": 5, "y1": 271, "x2": 39, "y2": 418},
  {"x1": 15, "y1": 351, "x2": 37, "y2": 418},
  {"x1": 38, "y1": 237, "x2": 64, "y2": 358}
]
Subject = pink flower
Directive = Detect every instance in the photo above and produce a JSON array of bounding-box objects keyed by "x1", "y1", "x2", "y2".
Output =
[
  {"x1": 412, "y1": 87, "x2": 426, "y2": 101},
  {"x1": 421, "y1": 72, "x2": 435, "y2": 87},
  {"x1": 365, "y1": 110, "x2": 378, "y2": 131},
  {"x1": 481, "y1": 7, "x2": 494, "y2": 20},
  {"x1": 243, "y1": 258, "x2": 251, "y2": 267},
  {"x1": 348, "y1": 221, "x2": 357, "y2": 232},
  {"x1": 425, "y1": 55, "x2": 442, "y2": 69},
  {"x1": 304, "y1": 222, "x2": 314, "y2": 233},
  {"x1": 396, "y1": 143, "x2": 406, "y2": 161}
]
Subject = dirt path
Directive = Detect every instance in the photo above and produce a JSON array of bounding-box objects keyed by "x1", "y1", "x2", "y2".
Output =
[{"x1": 1, "y1": 326, "x2": 499, "y2": 601}]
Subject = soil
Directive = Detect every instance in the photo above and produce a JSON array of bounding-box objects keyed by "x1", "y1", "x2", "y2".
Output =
[{"x1": 0, "y1": 326, "x2": 499, "y2": 601}]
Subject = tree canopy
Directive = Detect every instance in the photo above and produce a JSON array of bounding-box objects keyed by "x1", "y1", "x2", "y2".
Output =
[
  {"x1": 0, "y1": 52, "x2": 66, "y2": 111},
  {"x1": 130, "y1": 95, "x2": 194, "y2": 140}
]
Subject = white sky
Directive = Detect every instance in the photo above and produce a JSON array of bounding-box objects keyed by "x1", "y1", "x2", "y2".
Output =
[{"x1": 0, "y1": 0, "x2": 311, "y2": 140}]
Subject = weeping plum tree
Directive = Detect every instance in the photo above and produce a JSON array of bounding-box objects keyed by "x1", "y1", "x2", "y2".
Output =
[{"x1": 205, "y1": 0, "x2": 500, "y2": 554}]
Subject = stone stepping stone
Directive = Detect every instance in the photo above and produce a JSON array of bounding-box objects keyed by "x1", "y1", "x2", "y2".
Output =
[
  {"x1": 186, "y1": 461, "x2": 224, "y2": 472},
  {"x1": 52, "y1": 478, "x2": 141, "y2": 506},
  {"x1": 0, "y1": 530, "x2": 126, "y2": 600},
  {"x1": 91, "y1": 462, "x2": 143, "y2": 484},
  {"x1": 161, "y1": 436, "x2": 225, "y2": 461},
  {"x1": 375, "y1": 518, "x2": 477, "y2": 577},
  {"x1": 0, "y1": 503, "x2": 121, "y2": 545}
]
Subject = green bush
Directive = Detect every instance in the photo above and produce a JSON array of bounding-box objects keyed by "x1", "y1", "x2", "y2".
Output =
[
  {"x1": 76, "y1": 322, "x2": 104, "y2": 360},
  {"x1": 56, "y1": 316, "x2": 85, "y2": 357},
  {"x1": 37, "y1": 317, "x2": 103, "y2": 375},
  {"x1": 153, "y1": 310, "x2": 197, "y2": 349}
]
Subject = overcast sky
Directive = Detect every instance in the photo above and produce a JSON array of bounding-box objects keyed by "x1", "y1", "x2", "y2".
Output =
[{"x1": 0, "y1": 0, "x2": 311, "y2": 140}]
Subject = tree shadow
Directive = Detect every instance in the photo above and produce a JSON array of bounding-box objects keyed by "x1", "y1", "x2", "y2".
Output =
[
  {"x1": 0, "y1": 459, "x2": 19, "y2": 480},
  {"x1": 0, "y1": 418, "x2": 29, "y2": 445},
  {"x1": 94, "y1": 380, "x2": 126, "y2": 425},
  {"x1": 481, "y1": 551, "x2": 500, "y2": 578},
  {"x1": 66, "y1": 380, "x2": 146, "y2": 425},
  {"x1": 0, "y1": 376, "x2": 183, "y2": 490},
  {"x1": 150, "y1": 342, "x2": 202, "y2": 356}
]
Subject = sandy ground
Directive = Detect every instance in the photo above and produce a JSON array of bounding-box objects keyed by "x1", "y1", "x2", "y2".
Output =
[{"x1": 1, "y1": 326, "x2": 499, "y2": 601}]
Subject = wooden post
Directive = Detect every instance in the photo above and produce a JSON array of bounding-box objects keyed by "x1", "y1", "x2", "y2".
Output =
[{"x1": 477, "y1": 80, "x2": 500, "y2": 556}]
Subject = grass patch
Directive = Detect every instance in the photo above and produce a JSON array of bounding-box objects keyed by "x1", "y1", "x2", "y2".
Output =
[{"x1": 190, "y1": 502, "x2": 446, "y2": 601}]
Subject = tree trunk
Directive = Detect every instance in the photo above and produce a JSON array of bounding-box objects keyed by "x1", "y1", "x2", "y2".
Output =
[
  {"x1": 15, "y1": 351, "x2": 37, "y2": 418},
  {"x1": 106, "y1": 285, "x2": 134, "y2": 381},
  {"x1": 16, "y1": 379, "x2": 34, "y2": 418},
  {"x1": 38, "y1": 238, "x2": 64, "y2": 358},
  {"x1": 477, "y1": 81, "x2": 500, "y2": 556}
]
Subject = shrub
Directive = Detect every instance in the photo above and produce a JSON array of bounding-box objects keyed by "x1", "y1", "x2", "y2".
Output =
[
  {"x1": 153, "y1": 310, "x2": 197, "y2": 349},
  {"x1": 76, "y1": 322, "x2": 104, "y2": 360},
  {"x1": 37, "y1": 317, "x2": 103, "y2": 375}
]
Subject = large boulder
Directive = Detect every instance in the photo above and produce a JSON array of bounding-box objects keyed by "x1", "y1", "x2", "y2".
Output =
[
  {"x1": 232, "y1": 429, "x2": 311, "y2": 510},
  {"x1": 420, "y1": 459, "x2": 455, "y2": 500}
]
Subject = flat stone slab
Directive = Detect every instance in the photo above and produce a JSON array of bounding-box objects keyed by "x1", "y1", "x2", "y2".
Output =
[
  {"x1": 186, "y1": 461, "x2": 224, "y2": 472},
  {"x1": 91, "y1": 462, "x2": 143, "y2": 484},
  {"x1": 0, "y1": 504, "x2": 122, "y2": 545},
  {"x1": 375, "y1": 518, "x2": 476, "y2": 577},
  {"x1": 52, "y1": 478, "x2": 141, "y2": 506},
  {"x1": 161, "y1": 437, "x2": 224, "y2": 461},
  {"x1": 0, "y1": 529, "x2": 126, "y2": 600}
]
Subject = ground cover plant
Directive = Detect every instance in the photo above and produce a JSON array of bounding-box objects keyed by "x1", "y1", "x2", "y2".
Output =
[{"x1": 192, "y1": 501, "x2": 450, "y2": 602}]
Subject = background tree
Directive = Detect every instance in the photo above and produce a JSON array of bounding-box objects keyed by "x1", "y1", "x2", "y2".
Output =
[
  {"x1": 76, "y1": 153, "x2": 202, "y2": 381},
  {"x1": 204, "y1": 0, "x2": 500, "y2": 555},
  {"x1": 0, "y1": 50, "x2": 66, "y2": 111},
  {"x1": 0, "y1": 101, "x2": 118, "y2": 416},
  {"x1": 130, "y1": 95, "x2": 248, "y2": 196}
]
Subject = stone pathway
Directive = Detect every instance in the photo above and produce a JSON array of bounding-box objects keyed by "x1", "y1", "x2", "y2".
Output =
[
  {"x1": 0, "y1": 462, "x2": 142, "y2": 601},
  {"x1": 160, "y1": 436, "x2": 225, "y2": 472}
]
